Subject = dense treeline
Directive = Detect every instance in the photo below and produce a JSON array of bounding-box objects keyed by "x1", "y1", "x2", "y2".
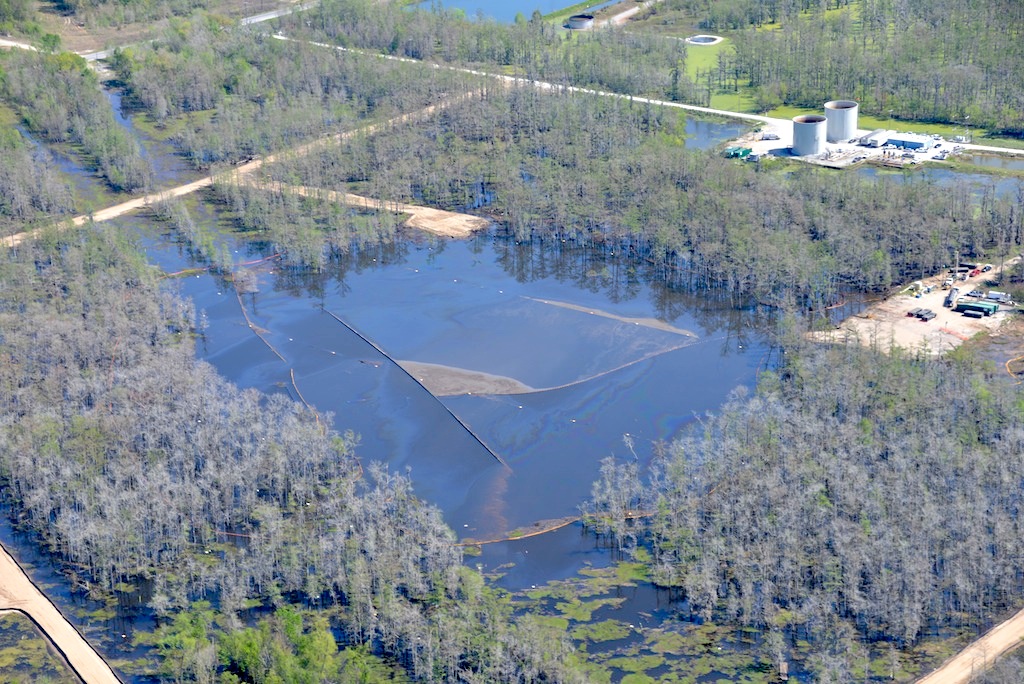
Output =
[
  {"x1": 97, "y1": 2, "x2": 1020, "y2": 306},
  {"x1": 0, "y1": 50, "x2": 150, "y2": 192},
  {"x1": 283, "y1": 0, "x2": 703, "y2": 102},
  {"x1": 105, "y1": 6, "x2": 1024, "y2": 307},
  {"x1": 584, "y1": 340, "x2": 1024, "y2": 678},
  {"x1": 0, "y1": 229, "x2": 578, "y2": 681},
  {"x1": 0, "y1": 0, "x2": 31, "y2": 26},
  {"x1": 258, "y1": 83, "x2": 1024, "y2": 306},
  {"x1": 0, "y1": 126, "x2": 75, "y2": 236},
  {"x1": 649, "y1": 0, "x2": 854, "y2": 31},
  {"x1": 644, "y1": 0, "x2": 1024, "y2": 134},
  {"x1": 110, "y1": 16, "x2": 474, "y2": 168},
  {"x1": 141, "y1": 604, "x2": 412, "y2": 683},
  {"x1": 207, "y1": 181, "x2": 401, "y2": 269}
]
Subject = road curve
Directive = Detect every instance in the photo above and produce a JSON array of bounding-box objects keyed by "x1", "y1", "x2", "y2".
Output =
[{"x1": 0, "y1": 542, "x2": 123, "y2": 684}]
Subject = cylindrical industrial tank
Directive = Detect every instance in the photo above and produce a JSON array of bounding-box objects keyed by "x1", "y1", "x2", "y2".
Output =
[
  {"x1": 566, "y1": 14, "x2": 594, "y2": 29},
  {"x1": 792, "y1": 115, "x2": 827, "y2": 156},
  {"x1": 824, "y1": 100, "x2": 859, "y2": 142}
]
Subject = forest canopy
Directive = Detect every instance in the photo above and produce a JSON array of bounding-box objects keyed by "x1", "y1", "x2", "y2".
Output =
[
  {"x1": 585, "y1": 338, "x2": 1024, "y2": 678},
  {"x1": 2, "y1": 0, "x2": 1024, "y2": 681},
  {"x1": 0, "y1": 227, "x2": 579, "y2": 681}
]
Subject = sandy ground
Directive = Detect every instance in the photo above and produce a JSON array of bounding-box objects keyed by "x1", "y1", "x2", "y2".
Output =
[
  {"x1": 916, "y1": 605, "x2": 1024, "y2": 683},
  {"x1": 523, "y1": 297, "x2": 698, "y2": 337},
  {"x1": 0, "y1": 37, "x2": 37, "y2": 51},
  {"x1": 398, "y1": 360, "x2": 534, "y2": 396},
  {"x1": 811, "y1": 268, "x2": 1014, "y2": 356},
  {"x1": 242, "y1": 181, "x2": 491, "y2": 238},
  {"x1": 1, "y1": 176, "x2": 215, "y2": 248},
  {"x1": 0, "y1": 543, "x2": 121, "y2": 684},
  {"x1": 598, "y1": 0, "x2": 650, "y2": 26}
]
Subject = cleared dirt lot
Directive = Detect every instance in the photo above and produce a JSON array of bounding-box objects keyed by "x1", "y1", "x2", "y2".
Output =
[{"x1": 813, "y1": 270, "x2": 1015, "y2": 355}]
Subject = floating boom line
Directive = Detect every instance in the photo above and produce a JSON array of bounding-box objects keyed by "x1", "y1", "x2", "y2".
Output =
[{"x1": 320, "y1": 306, "x2": 511, "y2": 471}]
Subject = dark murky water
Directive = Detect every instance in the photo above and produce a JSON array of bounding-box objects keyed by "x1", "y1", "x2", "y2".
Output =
[
  {"x1": 103, "y1": 89, "x2": 200, "y2": 189},
  {"x1": 686, "y1": 119, "x2": 748, "y2": 149},
  {"x1": 105, "y1": 93, "x2": 765, "y2": 538},
  {"x1": 0, "y1": 514, "x2": 155, "y2": 682},
  {"x1": 16, "y1": 125, "x2": 104, "y2": 203},
  {"x1": 140, "y1": 225, "x2": 770, "y2": 539},
  {"x1": 5, "y1": 79, "x2": 1011, "y2": 682},
  {"x1": 858, "y1": 164, "x2": 1023, "y2": 198},
  {"x1": 960, "y1": 152, "x2": 1024, "y2": 172}
]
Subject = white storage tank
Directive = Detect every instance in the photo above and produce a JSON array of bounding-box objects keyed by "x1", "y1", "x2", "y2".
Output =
[
  {"x1": 792, "y1": 115, "x2": 826, "y2": 156},
  {"x1": 566, "y1": 14, "x2": 594, "y2": 29},
  {"x1": 824, "y1": 100, "x2": 859, "y2": 142}
]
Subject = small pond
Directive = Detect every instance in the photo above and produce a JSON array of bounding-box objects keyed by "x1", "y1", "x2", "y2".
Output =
[
  {"x1": 857, "y1": 164, "x2": 1023, "y2": 199},
  {"x1": 959, "y1": 152, "x2": 1024, "y2": 173}
]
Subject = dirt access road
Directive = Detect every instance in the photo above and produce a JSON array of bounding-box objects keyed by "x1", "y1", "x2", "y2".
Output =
[
  {"x1": 0, "y1": 542, "x2": 122, "y2": 683},
  {"x1": 1, "y1": 92, "x2": 489, "y2": 248},
  {"x1": 237, "y1": 179, "x2": 489, "y2": 238},
  {"x1": 916, "y1": 605, "x2": 1024, "y2": 683},
  {"x1": 7, "y1": 11, "x2": 1024, "y2": 682}
]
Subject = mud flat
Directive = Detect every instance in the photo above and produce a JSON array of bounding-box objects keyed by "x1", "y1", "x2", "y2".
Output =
[
  {"x1": 524, "y1": 297, "x2": 698, "y2": 337},
  {"x1": 399, "y1": 360, "x2": 535, "y2": 396}
]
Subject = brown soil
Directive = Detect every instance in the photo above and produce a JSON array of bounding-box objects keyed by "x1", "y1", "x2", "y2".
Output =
[
  {"x1": 0, "y1": 543, "x2": 121, "y2": 684},
  {"x1": 255, "y1": 183, "x2": 491, "y2": 239},
  {"x1": 812, "y1": 266, "x2": 1018, "y2": 356}
]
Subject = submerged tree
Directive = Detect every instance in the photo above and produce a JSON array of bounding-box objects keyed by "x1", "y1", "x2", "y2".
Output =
[{"x1": 586, "y1": 339, "x2": 1024, "y2": 675}]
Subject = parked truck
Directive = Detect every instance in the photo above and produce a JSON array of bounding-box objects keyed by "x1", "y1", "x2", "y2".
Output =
[{"x1": 955, "y1": 300, "x2": 999, "y2": 316}]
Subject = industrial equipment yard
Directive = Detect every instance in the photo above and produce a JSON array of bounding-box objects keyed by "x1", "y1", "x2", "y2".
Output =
[
  {"x1": 814, "y1": 264, "x2": 1018, "y2": 355},
  {"x1": 721, "y1": 97, "x2": 1024, "y2": 169},
  {"x1": 729, "y1": 124, "x2": 970, "y2": 169}
]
